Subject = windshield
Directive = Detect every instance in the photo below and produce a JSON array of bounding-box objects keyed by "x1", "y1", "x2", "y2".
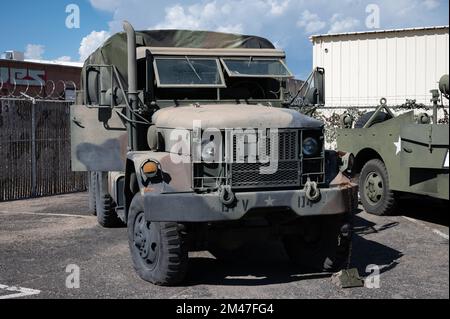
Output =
[
  {"x1": 154, "y1": 57, "x2": 225, "y2": 88},
  {"x1": 221, "y1": 58, "x2": 293, "y2": 78}
]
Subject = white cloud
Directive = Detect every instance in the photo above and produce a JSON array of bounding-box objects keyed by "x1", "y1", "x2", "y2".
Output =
[
  {"x1": 89, "y1": 0, "x2": 122, "y2": 12},
  {"x1": 56, "y1": 56, "x2": 72, "y2": 62},
  {"x1": 24, "y1": 44, "x2": 45, "y2": 60},
  {"x1": 153, "y1": 2, "x2": 238, "y2": 32},
  {"x1": 79, "y1": 30, "x2": 110, "y2": 62},
  {"x1": 297, "y1": 10, "x2": 327, "y2": 34},
  {"x1": 269, "y1": 0, "x2": 291, "y2": 16},
  {"x1": 154, "y1": 4, "x2": 202, "y2": 30},
  {"x1": 85, "y1": 0, "x2": 449, "y2": 79},
  {"x1": 216, "y1": 24, "x2": 244, "y2": 34},
  {"x1": 328, "y1": 14, "x2": 360, "y2": 33},
  {"x1": 152, "y1": 0, "x2": 297, "y2": 34},
  {"x1": 422, "y1": 0, "x2": 440, "y2": 10}
]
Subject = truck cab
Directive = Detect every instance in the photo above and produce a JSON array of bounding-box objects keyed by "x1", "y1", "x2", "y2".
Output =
[{"x1": 71, "y1": 22, "x2": 357, "y2": 285}]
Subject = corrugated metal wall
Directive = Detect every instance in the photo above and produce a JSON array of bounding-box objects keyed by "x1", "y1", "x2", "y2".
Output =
[
  {"x1": 0, "y1": 99, "x2": 87, "y2": 202},
  {"x1": 312, "y1": 27, "x2": 449, "y2": 107}
]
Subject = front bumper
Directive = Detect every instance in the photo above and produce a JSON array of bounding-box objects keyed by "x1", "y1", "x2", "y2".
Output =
[{"x1": 144, "y1": 183, "x2": 358, "y2": 222}]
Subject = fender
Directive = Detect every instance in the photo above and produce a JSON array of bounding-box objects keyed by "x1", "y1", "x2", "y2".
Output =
[{"x1": 124, "y1": 151, "x2": 193, "y2": 220}]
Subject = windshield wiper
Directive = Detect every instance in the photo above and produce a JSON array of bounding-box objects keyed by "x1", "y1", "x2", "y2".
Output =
[
  {"x1": 247, "y1": 56, "x2": 254, "y2": 67},
  {"x1": 185, "y1": 56, "x2": 202, "y2": 81}
]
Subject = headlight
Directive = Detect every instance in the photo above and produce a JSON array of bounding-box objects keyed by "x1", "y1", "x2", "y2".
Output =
[{"x1": 303, "y1": 137, "x2": 320, "y2": 157}]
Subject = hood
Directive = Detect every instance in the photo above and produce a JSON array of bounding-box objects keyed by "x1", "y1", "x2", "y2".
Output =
[{"x1": 152, "y1": 104, "x2": 323, "y2": 130}]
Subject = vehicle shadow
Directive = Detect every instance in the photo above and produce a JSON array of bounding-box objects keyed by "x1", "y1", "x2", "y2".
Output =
[
  {"x1": 184, "y1": 215, "x2": 402, "y2": 286},
  {"x1": 394, "y1": 196, "x2": 449, "y2": 226},
  {"x1": 350, "y1": 215, "x2": 403, "y2": 276}
]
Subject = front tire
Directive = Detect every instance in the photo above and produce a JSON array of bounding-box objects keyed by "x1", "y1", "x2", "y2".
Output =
[
  {"x1": 128, "y1": 195, "x2": 188, "y2": 286},
  {"x1": 283, "y1": 214, "x2": 352, "y2": 273},
  {"x1": 360, "y1": 159, "x2": 396, "y2": 216}
]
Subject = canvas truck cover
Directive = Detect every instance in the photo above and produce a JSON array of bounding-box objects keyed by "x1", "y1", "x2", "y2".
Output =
[{"x1": 81, "y1": 29, "x2": 276, "y2": 91}]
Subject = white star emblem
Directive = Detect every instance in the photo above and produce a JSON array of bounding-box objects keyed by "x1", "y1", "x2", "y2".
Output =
[
  {"x1": 265, "y1": 196, "x2": 275, "y2": 206},
  {"x1": 394, "y1": 137, "x2": 402, "y2": 155}
]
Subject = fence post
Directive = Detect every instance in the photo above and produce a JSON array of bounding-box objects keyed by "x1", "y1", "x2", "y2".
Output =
[
  {"x1": 20, "y1": 93, "x2": 38, "y2": 197},
  {"x1": 31, "y1": 98, "x2": 37, "y2": 197}
]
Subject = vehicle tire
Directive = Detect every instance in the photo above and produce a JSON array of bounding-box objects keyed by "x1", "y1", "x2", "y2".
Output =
[
  {"x1": 95, "y1": 172, "x2": 125, "y2": 228},
  {"x1": 128, "y1": 195, "x2": 188, "y2": 286},
  {"x1": 283, "y1": 214, "x2": 352, "y2": 273},
  {"x1": 354, "y1": 111, "x2": 392, "y2": 128},
  {"x1": 88, "y1": 172, "x2": 97, "y2": 216},
  {"x1": 359, "y1": 159, "x2": 397, "y2": 216}
]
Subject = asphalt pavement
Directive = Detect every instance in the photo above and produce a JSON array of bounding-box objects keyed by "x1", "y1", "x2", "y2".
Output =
[{"x1": 0, "y1": 193, "x2": 448, "y2": 299}]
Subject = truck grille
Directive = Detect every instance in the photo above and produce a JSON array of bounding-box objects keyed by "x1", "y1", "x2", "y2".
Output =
[
  {"x1": 230, "y1": 130, "x2": 301, "y2": 189},
  {"x1": 231, "y1": 161, "x2": 301, "y2": 188},
  {"x1": 192, "y1": 129, "x2": 325, "y2": 191}
]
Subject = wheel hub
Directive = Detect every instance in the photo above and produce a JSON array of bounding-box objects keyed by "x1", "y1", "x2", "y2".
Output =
[
  {"x1": 133, "y1": 213, "x2": 159, "y2": 265},
  {"x1": 364, "y1": 172, "x2": 383, "y2": 204}
]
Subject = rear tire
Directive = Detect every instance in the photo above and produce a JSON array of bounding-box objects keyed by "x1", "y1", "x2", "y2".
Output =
[
  {"x1": 88, "y1": 172, "x2": 97, "y2": 216},
  {"x1": 355, "y1": 111, "x2": 392, "y2": 128},
  {"x1": 128, "y1": 195, "x2": 188, "y2": 286},
  {"x1": 283, "y1": 215, "x2": 352, "y2": 273},
  {"x1": 360, "y1": 159, "x2": 397, "y2": 216},
  {"x1": 95, "y1": 172, "x2": 125, "y2": 228}
]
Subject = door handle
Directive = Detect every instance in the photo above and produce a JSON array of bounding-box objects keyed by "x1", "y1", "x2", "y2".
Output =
[{"x1": 72, "y1": 118, "x2": 85, "y2": 128}]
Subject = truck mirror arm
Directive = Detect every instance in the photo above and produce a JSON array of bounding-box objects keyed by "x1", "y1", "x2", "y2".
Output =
[
  {"x1": 115, "y1": 110, "x2": 151, "y2": 126},
  {"x1": 111, "y1": 66, "x2": 152, "y2": 126}
]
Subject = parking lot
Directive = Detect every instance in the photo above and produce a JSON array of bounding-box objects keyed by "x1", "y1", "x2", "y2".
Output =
[{"x1": 0, "y1": 192, "x2": 448, "y2": 299}]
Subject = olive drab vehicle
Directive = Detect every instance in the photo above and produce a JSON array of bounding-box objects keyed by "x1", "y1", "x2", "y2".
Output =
[
  {"x1": 71, "y1": 21, "x2": 358, "y2": 286},
  {"x1": 337, "y1": 75, "x2": 449, "y2": 216}
]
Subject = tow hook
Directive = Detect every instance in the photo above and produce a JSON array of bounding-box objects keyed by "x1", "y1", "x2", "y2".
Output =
[
  {"x1": 219, "y1": 185, "x2": 235, "y2": 206},
  {"x1": 304, "y1": 178, "x2": 321, "y2": 202},
  {"x1": 340, "y1": 223, "x2": 352, "y2": 238}
]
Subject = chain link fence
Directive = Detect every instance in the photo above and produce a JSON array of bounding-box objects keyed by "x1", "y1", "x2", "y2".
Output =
[{"x1": 0, "y1": 98, "x2": 87, "y2": 202}]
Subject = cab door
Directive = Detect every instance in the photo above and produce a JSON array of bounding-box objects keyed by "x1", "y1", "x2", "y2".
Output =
[{"x1": 71, "y1": 104, "x2": 127, "y2": 172}]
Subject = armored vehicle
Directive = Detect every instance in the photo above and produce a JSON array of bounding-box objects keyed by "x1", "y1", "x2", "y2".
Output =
[
  {"x1": 71, "y1": 21, "x2": 358, "y2": 285},
  {"x1": 337, "y1": 75, "x2": 449, "y2": 216}
]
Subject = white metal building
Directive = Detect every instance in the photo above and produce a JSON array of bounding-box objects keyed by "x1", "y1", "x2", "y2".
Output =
[{"x1": 311, "y1": 26, "x2": 449, "y2": 108}]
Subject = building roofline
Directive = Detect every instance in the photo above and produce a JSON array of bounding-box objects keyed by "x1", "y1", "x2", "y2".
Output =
[
  {"x1": 0, "y1": 58, "x2": 83, "y2": 68},
  {"x1": 309, "y1": 25, "x2": 449, "y2": 42},
  {"x1": 24, "y1": 59, "x2": 83, "y2": 68}
]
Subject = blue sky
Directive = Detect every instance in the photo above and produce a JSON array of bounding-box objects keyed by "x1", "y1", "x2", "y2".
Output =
[{"x1": 1, "y1": 0, "x2": 448, "y2": 79}]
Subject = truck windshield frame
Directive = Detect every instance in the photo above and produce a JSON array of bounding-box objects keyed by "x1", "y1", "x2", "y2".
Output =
[
  {"x1": 220, "y1": 58, "x2": 293, "y2": 78},
  {"x1": 154, "y1": 57, "x2": 226, "y2": 88}
]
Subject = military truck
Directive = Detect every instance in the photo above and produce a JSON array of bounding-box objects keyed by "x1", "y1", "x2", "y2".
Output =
[
  {"x1": 71, "y1": 21, "x2": 358, "y2": 285},
  {"x1": 337, "y1": 75, "x2": 449, "y2": 216}
]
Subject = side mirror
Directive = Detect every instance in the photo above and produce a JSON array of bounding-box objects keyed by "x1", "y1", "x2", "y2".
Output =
[
  {"x1": 314, "y1": 67, "x2": 325, "y2": 105},
  {"x1": 86, "y1": 66, "x2": 100, "y2": 105},
  {"x1": 304, "y1": 87, "x2": 318, "y2": 105},
  {"x1": 85, "y1": 65, "x2": 122, "y2": 107}
]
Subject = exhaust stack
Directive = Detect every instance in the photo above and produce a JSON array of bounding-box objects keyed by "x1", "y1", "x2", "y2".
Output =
[{"x1": 123, "y1": 21, "x2": 139, "y2": 151}]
